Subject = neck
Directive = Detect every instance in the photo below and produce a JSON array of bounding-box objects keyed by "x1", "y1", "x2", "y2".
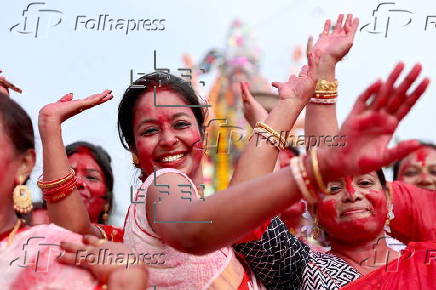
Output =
[
  {"x1": 330, "y1": 231, "x2": 395, "y2": 272},
  {"x1": 192, "y1": 163, "x2": 204, "y2": 186},
  {"x1": 0, "y1": 206, "x2": 18, "y2": 235}
]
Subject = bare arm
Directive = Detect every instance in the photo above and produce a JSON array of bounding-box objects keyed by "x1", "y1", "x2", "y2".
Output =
[
  {"x1": 38, "y1": 91, "x2": 113, "y2": 236},
  {"x1": 145, "y1": 63, "x2": 428, "y2": 255},
  {"x1": 305, "y1": 14, "x2": 359, "y2": 148},
  {"x1": 230, "y1": 58, "x2": 318, "y2": 185}
]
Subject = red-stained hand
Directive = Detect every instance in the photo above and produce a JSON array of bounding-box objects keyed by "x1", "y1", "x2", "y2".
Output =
[
  {"x1": 240, "y1": 82, "x2": 268, "y2": 128},
  {"x1": 38, "y1": 90, "x2": 113, "y2": 126},
  {"x1": 308, "y1": 14, "x2": 359, "y2": 64},
  {"x1": 272, "y1": 52, "x2": 320, "y2": 104},
  {"x1": 59, "y1": 235, "x2": 147, "y2": 284},
  {"x1": 319, "y1": 63, "x2": 430, "y2": 180}
]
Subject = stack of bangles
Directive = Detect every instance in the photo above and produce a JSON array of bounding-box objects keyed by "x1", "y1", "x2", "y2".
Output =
[
  {"x1": 253, "y1": 121, "x2": 288, "y2": 150},
  {"x1": 289, "y1": 147, "x2": 330, "y2": 203},
  {"x1": 310, "y1": 79, "x2": 337, "y2": 105},
  {"x1": 37, "y1": 168, "x2": 77, "y2": 203}
]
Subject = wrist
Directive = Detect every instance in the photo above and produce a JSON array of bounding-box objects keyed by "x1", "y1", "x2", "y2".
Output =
[{"x1": 317, "y1": 56, "x2": 337, "y2": 81}]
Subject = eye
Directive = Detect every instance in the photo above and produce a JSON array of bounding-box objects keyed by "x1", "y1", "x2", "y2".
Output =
[
  {"x1": 403, "y1": 169, "x2": 419, "y2": 177},
  {"x1": 358, "y1": 179, "x2": 374, "y2": 187},
  {"x1": 428, "y1": 167, "x2": 436, "y2": 176},
  {"x1": 86, "y1": 175, "x2": 100, "y2": 182},
  {"x1": 141, "y1": 127, "x2": 159, "y2": 136},
  {"x1": 328, "y1": 183, "x2": 342, "y2": 194},
  {"x1": 174, "y1": 120, "x2": 191, "y2": 129}
]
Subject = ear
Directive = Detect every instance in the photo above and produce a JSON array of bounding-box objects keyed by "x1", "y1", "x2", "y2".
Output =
[{"x1": 14, "y1": 149, "x2": 36, "y2": 185}]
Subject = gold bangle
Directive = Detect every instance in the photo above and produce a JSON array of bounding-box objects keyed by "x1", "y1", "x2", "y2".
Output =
[
  {"x1": 94, "y1": 224, "x2": 108, "y2": 241},
  {"x1": 37, "y1": 168, "x2": 76, "y2": 189},
  {"x1": 315, "y1": 80, "x2": 338, "y2": 91},
  {"x1": 253, "y1": 128, "x2": 284, "y2": 150},
  {"x1": 255, "y1": 122, "x2": 287, "y2": 149},
  {"x1": 310, "y1": 148, "x2": 329, "y2": 195}
]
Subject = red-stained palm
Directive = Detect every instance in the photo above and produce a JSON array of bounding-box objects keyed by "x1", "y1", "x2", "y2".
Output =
[{"x1": 319, "y1": 63, "x2": 430, "y2": 181}]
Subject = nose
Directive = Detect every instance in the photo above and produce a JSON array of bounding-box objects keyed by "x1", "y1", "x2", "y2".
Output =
[
  {"x1": 342, "y1": 188, "x2": 363, "y2": 203},
  {"x1": 76, "y1": 175, "x2": 87, "y2": 190},
  {"x1": 159, "y1": 129, "x2": 178, "y2": 147}
]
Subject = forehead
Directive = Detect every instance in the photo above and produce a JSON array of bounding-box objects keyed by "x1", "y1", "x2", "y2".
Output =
[
  {"x1": 134, "y1": 89, "x2": 195, "y2": 119},
  {"x1": 68, "y1": 151, "x2": 102, "y2": 171},
  {"x1": 402, "y1": 148, "x2": 436, "y2": 165},
  {"x1": 328, "y1": 172, "x2": 379, "y2": 183}
]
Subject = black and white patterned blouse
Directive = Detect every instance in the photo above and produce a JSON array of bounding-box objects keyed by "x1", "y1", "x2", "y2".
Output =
[{"x1": 233, "y1": 217, "x2": 361, "y2": 289}]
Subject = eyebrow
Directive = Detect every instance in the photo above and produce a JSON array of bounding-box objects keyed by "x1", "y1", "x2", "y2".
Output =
[{"x1": 135, "y1": 112, "x2": 192, "y2": 130}]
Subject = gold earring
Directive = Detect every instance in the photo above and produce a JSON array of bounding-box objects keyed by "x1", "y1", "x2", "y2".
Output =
[
  {"x1": 102, "y1": 203, "x2": 110, "y2": 223},
  {"x1": 132, "y1": 153, "x2": 139, "y2": 166},
  {"x1": 13, "y1": 176, "x2": 33, "y2": 214},
  {"x1": 311, "y1": 216, "x2": 321, "y2": 241}
]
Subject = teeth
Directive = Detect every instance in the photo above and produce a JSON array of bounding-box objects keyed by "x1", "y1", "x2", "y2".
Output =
[{"x1": 161, "y1": 154, "x2": 184, "y2": 162}]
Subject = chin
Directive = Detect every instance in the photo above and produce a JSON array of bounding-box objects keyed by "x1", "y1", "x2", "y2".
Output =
[{"x1": 326, "y1": 218, "x2": 385, "y2": 244}]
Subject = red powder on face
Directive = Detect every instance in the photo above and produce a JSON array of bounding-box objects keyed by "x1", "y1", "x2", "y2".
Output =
[
  {"x1": 415, "y1": 147, "x2": 430, "y2": 167},
  {"x1": 345, "y1": 176, "x2": 355, "y2": 199}
]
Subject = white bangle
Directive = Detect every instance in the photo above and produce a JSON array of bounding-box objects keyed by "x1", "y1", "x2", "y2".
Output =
[{"x1": 309, "y1": 98, "x2": 337, "y2": 105}]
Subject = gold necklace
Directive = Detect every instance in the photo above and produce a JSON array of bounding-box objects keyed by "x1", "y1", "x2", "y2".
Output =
[{"x1": 7, "y1": 219, "x2": 22, "y2": 247}]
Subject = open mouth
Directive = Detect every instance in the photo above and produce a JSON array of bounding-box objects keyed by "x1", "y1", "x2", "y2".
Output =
[{"x1": 155, "y1": 152, "x2": 187, "y2": 163}]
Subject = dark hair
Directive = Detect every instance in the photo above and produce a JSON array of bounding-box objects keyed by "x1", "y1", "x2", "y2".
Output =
[
  {"x1": 66, "y1": 141, "x2": 114, "y2": 224},
  {"x1": 376, "y1": 169, "x2": 387, "y2": 189},
  {"x1": 392, "y1": 142, "x2": 436, "y2": 180},
  {"x1": 285, "y1": 145, "x2": 300, "y2": 156},
  {"x1": 117, "y1": 71, "x2": 206, "y2": 151},
  {"x1": 0, "y1": 93, "x2": 35, "y2": 153}
]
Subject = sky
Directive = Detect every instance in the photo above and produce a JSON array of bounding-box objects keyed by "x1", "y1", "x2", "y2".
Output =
[{"x1": 2, "y1": 0, "x2": 436, "y2": 225}]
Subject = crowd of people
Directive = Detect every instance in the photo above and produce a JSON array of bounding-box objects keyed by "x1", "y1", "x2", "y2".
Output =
[{"x1": 0, "y1": 14, "x2": 435, "y2": 289}]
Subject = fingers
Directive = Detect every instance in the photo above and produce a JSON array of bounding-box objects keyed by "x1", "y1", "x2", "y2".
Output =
[
  {"x1": 83, "y1": 235, "x2": 106, "y2": 247},
  {"x1": 58, "y1": 241, "x2": 88, "y2": 267},
  {"x1": 396, "y1": 77, "x2": 430, "y2": 120},
  {"x1": 299, "y1": 65, "x2": 309, "y2": 77},
  {"x1": 386, "y1": 64, "x2": 422, "y2": 113},
  {"x1": 349, "y1": 17, "x2": 360, "y2": 39},
  {"x1": 334, "y1": 14, "x2": 344, "y2": 33},
  {"x1": 371, "y1": 62, "x2": 404, "y2": 110},
  {"x1": 322, "y1": 19, "x2": 331, "y2": 35},
  {"x1": 344, "y1": 14, "x2": 352, "y2": 32},
  {"x1": 58, "y1": 93, "x2": 73, "y2": 102},
  {"x1": 383, "y1": 140, "x2": 422, "y2": 165},
  {"x1": 240, "y1": 82, "x2": 253, "y2": 103},
  {"x1": 271, "y1": 82, "x2": 281, "y2": 89},
  {"x1": 352, "y1": 80, "x2": 383, "y2": 113},
  {"x1": 306, "y1": 36, "x2": 313, "y2": 58}
]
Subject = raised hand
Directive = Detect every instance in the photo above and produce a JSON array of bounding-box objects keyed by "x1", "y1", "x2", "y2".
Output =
[
  {"x1": 272, "y1": 51, "x2": 320, "y2": 105},
  {"x1": 38, "y1": 90, "x2": 112, "y2": 125},
  {"x1": 319, "y1": 63, "x2": 430, "y2": 181},
  {"x1": 240, "y1": 82, "x2": 268, "y2": 128},
  {"x1": 308, "y1": 14, "x2": 359, "y2": 64},
  {"x1": 0, "y1": 70, "x2": 22, "y2": 96}
]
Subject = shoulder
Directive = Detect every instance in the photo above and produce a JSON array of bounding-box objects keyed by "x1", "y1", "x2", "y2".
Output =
[{"x1": 143, "y1": 168, "x2": 194, "y2": 194}]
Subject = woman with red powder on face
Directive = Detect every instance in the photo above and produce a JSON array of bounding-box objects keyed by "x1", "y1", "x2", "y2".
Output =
[
  {"x1": 300, "y1": 14, "x2": 436, "y2": 246},
  {"x1": 392, "y1": 143, "x2": 436, "y2": 190},
  {"x1": 233, "y1": 15, "x2": 435, "y2": 289},
  {"x1": 66, "y1": 141, "x2": 124, "y2": 242},
  {"x1": 0, "y1": 75, "x2": 147, "y2": 290}
]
